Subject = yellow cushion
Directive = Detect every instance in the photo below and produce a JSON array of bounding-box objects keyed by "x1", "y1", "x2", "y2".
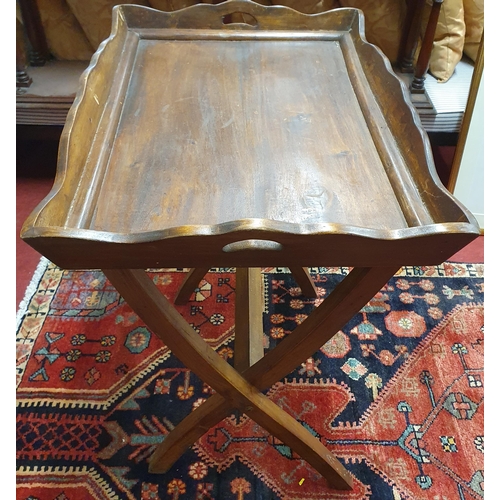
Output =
[
  {"x1": 462, "y1": 0, "x2": 483, "y2": 61},
  {"x1": 423, "y1": 0, "x2": 465, "y2": 82},
  {"x1": 338, "y1": 0, "x2": 407, "y2": 63},
  {"x1": 147, "y1": 0, "x2": 207, "y2": 11},
  {"x1": 65, "y1": 0, "x2": 150, "y2": 51},
  {"x1": 35, "y1": 0, "x2": 94, "y2": 61},
  {"x1": 271, "y1": 0, "x2": 341, "y2": 14}
]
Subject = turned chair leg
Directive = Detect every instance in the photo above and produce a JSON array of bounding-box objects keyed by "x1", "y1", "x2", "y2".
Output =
[
  {"x1": 398, "y1": 0, "x2": 426, "y2": 73},
  {"x1": 411, "y1": 0, "x2": 443, "y2": 93}
]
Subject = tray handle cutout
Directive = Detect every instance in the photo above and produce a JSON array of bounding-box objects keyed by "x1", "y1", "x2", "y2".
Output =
[
  {"x1": 223, "y1": 239, "x2": 283, "y2": 253},
  {"x1": 222, "y1": 12, "x2": 258, "y2": 27}
]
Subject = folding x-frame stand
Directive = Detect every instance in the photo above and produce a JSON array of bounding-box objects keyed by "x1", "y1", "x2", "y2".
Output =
[{"x1": 103, "y1": 265, "x2": 400, "y2": 490}]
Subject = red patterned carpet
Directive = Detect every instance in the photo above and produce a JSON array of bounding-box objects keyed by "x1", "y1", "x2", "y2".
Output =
[{"x1": 16, "y1": 263, "x2": 484, "y2": 499}]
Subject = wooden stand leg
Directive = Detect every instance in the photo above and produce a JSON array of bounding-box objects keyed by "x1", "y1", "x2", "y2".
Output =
[
  {"x1": 245, "y1": 267, "x2": 400, "y2": 389},
  {"x1": 147, "y1": 267, "x2": 398, "y2": 476},
  {"x1": 174, "y1": 267, "x2": 211, "y2": 305},
  {"x1": 288, "y1": 266, "x2": 318, "y2": 298},
  {"x1": 149, "y1": 393, "x2": 233, "y2": 472},
  {"x1": 104, "y1": 268, "x2": 353, "y2": 489},
  {"x1": 234, "y1": 267, "x2": 264, "y2": 370},
  {"x1": 150, "y1": 266, "x2": 267, "y2": 474},
  {"x1": 105, "y1": 267, "x2": 399, "y2": 489}
]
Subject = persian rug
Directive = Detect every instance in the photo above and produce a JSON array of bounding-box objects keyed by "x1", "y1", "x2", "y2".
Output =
[{"x1": 16, "y1": 259, "x2": 484, "y2": 500}]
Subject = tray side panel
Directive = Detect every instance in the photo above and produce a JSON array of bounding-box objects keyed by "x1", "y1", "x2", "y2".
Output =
[
  {"x1": 22, "y1": 225, "x2": 479, "y2": 270},
  {"x1": 119, "y1": 2, "x2": 357, "y2": 32},
  {"x1": 346, "y1": 19, "x2": 477, "y2": 226},
  {"x1": 25, "y1": 11, "x2": 138, "y2": 230},
  {"x1": 90, "y1": 39, "x2": 408, "y2": 234}
]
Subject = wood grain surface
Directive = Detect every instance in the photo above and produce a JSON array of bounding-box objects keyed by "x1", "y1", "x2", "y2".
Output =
[
  {"x1": 19, "y1": 3, "x2": 481, "y2": 488},
  {"x1": 21, "y1": 1, "x2": 480, "y2": 270}
]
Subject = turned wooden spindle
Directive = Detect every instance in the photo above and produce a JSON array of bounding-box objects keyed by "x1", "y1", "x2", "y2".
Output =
[
  {"x1": 411, "y1": 0, "x2": 443, "y2": 93},
  {"x1": 398, "y1": 0, "x2": 426, "y2": 73},
  {"x1": 17, "y1": 0, "x2": 50, "y2": 66}
]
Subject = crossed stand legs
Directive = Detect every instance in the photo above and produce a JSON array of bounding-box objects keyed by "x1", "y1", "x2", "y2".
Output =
[{"x1": 103, "y1": 266, "x2": 399, "y2": 490}]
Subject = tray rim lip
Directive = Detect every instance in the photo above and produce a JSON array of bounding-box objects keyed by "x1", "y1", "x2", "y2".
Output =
[
  {"x1": 117, "y1": 1, "x2": 362, "y2": 30},
  {"x1": 22, "y1": 220, "x2": 480, "y2": 246},
  {"x1": 22, "y1": 1, "x2": 480, "y2": 244}
]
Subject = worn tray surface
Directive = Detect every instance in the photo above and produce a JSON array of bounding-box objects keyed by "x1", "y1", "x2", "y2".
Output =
[
  {"x1": 92, "y1": 38, "x2": 406, "y2": 233},
  {"x1": 21, "y1": 2, "x2": 479, "y2": 269}
]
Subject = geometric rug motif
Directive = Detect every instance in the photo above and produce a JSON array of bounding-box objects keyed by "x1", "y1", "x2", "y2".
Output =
[{"x1": 16, "y1": 260, "x2": 484, "y2": 499}]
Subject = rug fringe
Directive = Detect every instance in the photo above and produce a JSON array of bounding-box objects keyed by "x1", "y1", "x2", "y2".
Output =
[
  {"x1": 16, "y1": 256, "x2": 49, "y2": 331},
  {"x1": 17, "y1": 464, "x2": 90, "y2": 473}
]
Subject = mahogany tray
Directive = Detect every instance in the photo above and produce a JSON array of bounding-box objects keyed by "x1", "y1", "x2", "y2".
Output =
[
  {"x1": 21, "y1": 0, "x2": 480, "y2": 270},
  {"x1": 20, "y1": 2, "x2": 481, "y2": 489}
]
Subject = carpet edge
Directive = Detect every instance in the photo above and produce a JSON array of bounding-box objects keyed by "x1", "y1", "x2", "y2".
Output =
[{"x1": 16, "y1": 256, "x2": 50, "y2": 330}]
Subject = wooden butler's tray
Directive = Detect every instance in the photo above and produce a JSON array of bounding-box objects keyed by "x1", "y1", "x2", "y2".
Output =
[
  {"x1": 21, "y1": 0, "x2": 479, "y2": 269},
  {"x1": 21, "y1": 0, "x2": 480, "y2": 490}
]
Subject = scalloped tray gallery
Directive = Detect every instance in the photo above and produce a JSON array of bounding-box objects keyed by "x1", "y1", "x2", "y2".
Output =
[{"x1": 21, "y1": 1, "x2": 479, "y2": 269}]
